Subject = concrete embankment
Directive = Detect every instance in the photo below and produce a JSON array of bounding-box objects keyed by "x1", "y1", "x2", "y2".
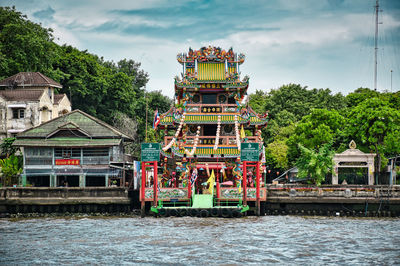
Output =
[
  {"x1": 1, "y1": 185, "x2": 400, "y2": 217},
  {"x1": 265, "y1": 185, "x2": 400, "y2": 217},
  {"x1": 0, "y1": 187, "x2": 131, "y2": 216}
]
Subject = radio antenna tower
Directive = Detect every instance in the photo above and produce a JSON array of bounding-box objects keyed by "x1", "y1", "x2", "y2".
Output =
[{"x1": 374, "y1": 0, "x2": 381, "y2": 91}]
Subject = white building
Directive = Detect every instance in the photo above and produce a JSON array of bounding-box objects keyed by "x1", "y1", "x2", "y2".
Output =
[{"x1": 0, "y1": 72, "x2": 71, "y2": 139}]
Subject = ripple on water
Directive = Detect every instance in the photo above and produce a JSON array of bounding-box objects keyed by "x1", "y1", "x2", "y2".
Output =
[{"x1": 1, "y1": 216, "x2": 400, "y2": 264}]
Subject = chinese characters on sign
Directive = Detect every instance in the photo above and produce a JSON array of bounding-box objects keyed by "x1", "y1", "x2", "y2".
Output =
[
  {"x1": 55, "y1": 159, "x2": 80, "y2": 165},
  {"x1": 201, "y1": 106, "x2": 221, "y2": 113},
  {"x1": 200, "y1": 83, "x2": 221, "y2": 89}
]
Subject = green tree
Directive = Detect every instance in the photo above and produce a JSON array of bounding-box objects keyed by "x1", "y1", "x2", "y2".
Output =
[
  {"x1": 0, "y1": 155, "x2": 22, "y2": 186},
  {"x1": 248, "y1": 89, "x2": 269, "y2": 114},
  {"x1": 0, "y1": 6, "x2": 57, "y2": 79},
  {"x1": 0, "y1": 137, "x2": 19, "y2": 158},
  {"x1": 287, "y1": 109, "x2": 345, "y2": 164},
  {"x1": 346, "y1": 88, "x2": 380, "y2": 108},
  {"x1": 0, "y1": 7, "x2": 153, "y2": 146},
  {"x1": 296, "y1": 143, "x2": 335, "y2": 186},
  {"x1": 346, "y1": 97, "x2": 400, "y2": 175},
  {"x1": 264, "y1": 84, "x2": 346, "y2": 121},
  {"x1": 265, "y1": 139, "x2": 289, "y2": 169}
]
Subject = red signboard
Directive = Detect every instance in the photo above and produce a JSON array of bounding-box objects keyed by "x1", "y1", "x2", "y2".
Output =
[{"x1": 55, "y1": 159, "x2": 80, "y2": 165}]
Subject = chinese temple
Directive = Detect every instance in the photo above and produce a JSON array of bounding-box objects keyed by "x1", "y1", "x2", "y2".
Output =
[{"x1": 141, "y1": 46, "x2": 268, "y2": 217}]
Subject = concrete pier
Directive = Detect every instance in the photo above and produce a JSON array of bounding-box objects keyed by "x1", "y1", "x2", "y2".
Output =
[
  {"x1": 265, "y1": 185, "x2": 400, "y2": 217},
  {"x1": 0, "y1": 187, "x2": 131, "y2": 215},
  {"x1": 1, "y1": 185, "x2": 400, "y2": 217}
]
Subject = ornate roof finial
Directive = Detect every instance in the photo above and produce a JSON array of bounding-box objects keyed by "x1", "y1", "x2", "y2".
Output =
[{"x1": 349, "y1": 140, "x2": 356, "y2": 149}]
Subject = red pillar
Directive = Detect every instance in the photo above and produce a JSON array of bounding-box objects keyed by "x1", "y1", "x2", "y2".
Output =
[
  {"x1": 188, "y1": 178, "x2": 192, "y2": 199},
  {"x1": 153, "y1": 161, "x2": 158, "y2": 207},
  {"x1": 243, "y1": 161, "x2": 247, "y2": 206},
  {"x1": 140, "y1": 161, "x2": 146, "y2": 218},
  {"x1": 256, "y1": 161, "x2": 260, "y2": 216}
]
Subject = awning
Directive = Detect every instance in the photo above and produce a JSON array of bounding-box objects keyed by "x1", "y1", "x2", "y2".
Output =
[
  {"x1": 8, "y1": 129, "x2": 25, "y2": 133},
  {"x1": 7, "y1": 103, "x2": 27, "y2": 108},
  {"x1": 13, "y1": 138, "x2": 121, "y2": 147},
  {"x1": 24, "y1": 168, "x2": 121, "y2": 176}
]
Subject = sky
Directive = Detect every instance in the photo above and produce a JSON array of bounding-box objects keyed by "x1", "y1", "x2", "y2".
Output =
[{"x1": 2, "y1": 0, "x2": 400, "y2": 97}]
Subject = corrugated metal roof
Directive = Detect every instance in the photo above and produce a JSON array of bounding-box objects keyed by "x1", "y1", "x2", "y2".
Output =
[
  {"x1": 13, "y1": 138, "x2": 121, "y2": 147},
  {"x1": 17, "y1": 109, "x2": 133, "y2": 140},
  {"x1": 0, "y1": 72, "x2": 62, "y2": 88}
]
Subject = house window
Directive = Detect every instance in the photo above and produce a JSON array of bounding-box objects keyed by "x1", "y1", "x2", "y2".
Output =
[
  {"x1": 82, "y1": 148, "x2": 110, "y2": 165},
  {"x1": 55, "y1": 148, "x2": 81, "y2": 158},
  {"x1": 12, "y1": 108, "x2": 25, "y2": 119},
  {"x1": 25, "y1": 147, "x2": 52, "y2": 165},
  {"x1": 48, "y1": 88, "x2": 52, "y2": 101}
]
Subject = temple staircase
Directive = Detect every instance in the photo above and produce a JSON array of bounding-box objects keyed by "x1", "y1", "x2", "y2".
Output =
[{"x1": 192, "y1": 194, "x2": 214, "y2": 208}]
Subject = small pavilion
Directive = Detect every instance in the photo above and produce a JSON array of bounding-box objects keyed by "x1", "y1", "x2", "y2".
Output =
[{"x1": 332, "y1": 141, "x2": 376, "y2": 185}]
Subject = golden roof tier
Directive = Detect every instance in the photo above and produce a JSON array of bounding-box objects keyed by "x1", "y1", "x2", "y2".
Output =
[{"x1": 158, "y1": 46, "x2": 268, "y2": 159}]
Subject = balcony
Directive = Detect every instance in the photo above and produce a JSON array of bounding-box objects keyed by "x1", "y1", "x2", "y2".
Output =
[
  {"x1": 164, "y1": 136, "x2": 259, "y2": 147},
  {"x1": 186, "y1": 104, "x2": 237, "y2": 113}
]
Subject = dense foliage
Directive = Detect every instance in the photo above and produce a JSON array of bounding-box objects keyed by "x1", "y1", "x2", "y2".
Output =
[
  {"x1": 249, "y1": 84, "x2": 400, "y2": 183},
  {"x1": 0, "y1": 7, "x2": 172, "y2": 157},
  {"x1": 0, "y1": 155, "x2": 22, "y2": 186},
  {"x1": 296, "y1": 143, "x2": 335, "y2": 186}
]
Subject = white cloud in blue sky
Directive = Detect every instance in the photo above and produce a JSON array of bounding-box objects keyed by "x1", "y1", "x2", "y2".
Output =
[{"x1": 2, "y1": 0, "x2": 400, "y2": 97}]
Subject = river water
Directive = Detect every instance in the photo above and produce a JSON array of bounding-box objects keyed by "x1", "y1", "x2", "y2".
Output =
[{"x1": 1, "y1": 216, "x2": 399, "y2": 265}]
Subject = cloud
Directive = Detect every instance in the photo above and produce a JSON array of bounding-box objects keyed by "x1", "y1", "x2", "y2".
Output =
[
  {"x1": 33, "y1": 6, "x2": 55, "y2": 21},
  {"x1": 3, "y1": 0, "x2": 400, "y2": 95}
]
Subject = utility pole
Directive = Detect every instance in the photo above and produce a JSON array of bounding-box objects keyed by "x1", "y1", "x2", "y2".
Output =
[
  {"x1": 374, "y1": 0, "x2": 380, "y2": 91},
  {"x1": 145, "y1": 90, "x2": 148, "y2": 143}
]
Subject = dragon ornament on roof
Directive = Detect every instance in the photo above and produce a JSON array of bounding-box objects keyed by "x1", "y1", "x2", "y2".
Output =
[{"x1": 177, "y1": 46, "x2": 245, "y2": 64}]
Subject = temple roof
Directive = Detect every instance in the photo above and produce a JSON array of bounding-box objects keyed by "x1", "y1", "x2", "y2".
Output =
[
  {"x1": 159, "y1": 107, "x2": 268, "y2": 126},
  {"x1": 175, "y1": 46, "x2": 246, "y2": 86}
]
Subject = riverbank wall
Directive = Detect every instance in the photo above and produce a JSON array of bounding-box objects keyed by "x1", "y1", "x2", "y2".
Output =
[
  {"x1": 265, "y1": 185, "x2": 400, "y2": 217},
  {"x1": 1, "y1": 185, "x2": 400, "y2": 217},
  {"x1": 0, "y1": 187, "x2": 131, "y2": 216}
]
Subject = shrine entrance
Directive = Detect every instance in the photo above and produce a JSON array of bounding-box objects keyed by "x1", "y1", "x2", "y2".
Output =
[
  {"x1": 338, "y1": 168, "x2": 368, "y2": 185},
  {"x1": 333, "y1": 141, "x2": 376, "y2": 185}
]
